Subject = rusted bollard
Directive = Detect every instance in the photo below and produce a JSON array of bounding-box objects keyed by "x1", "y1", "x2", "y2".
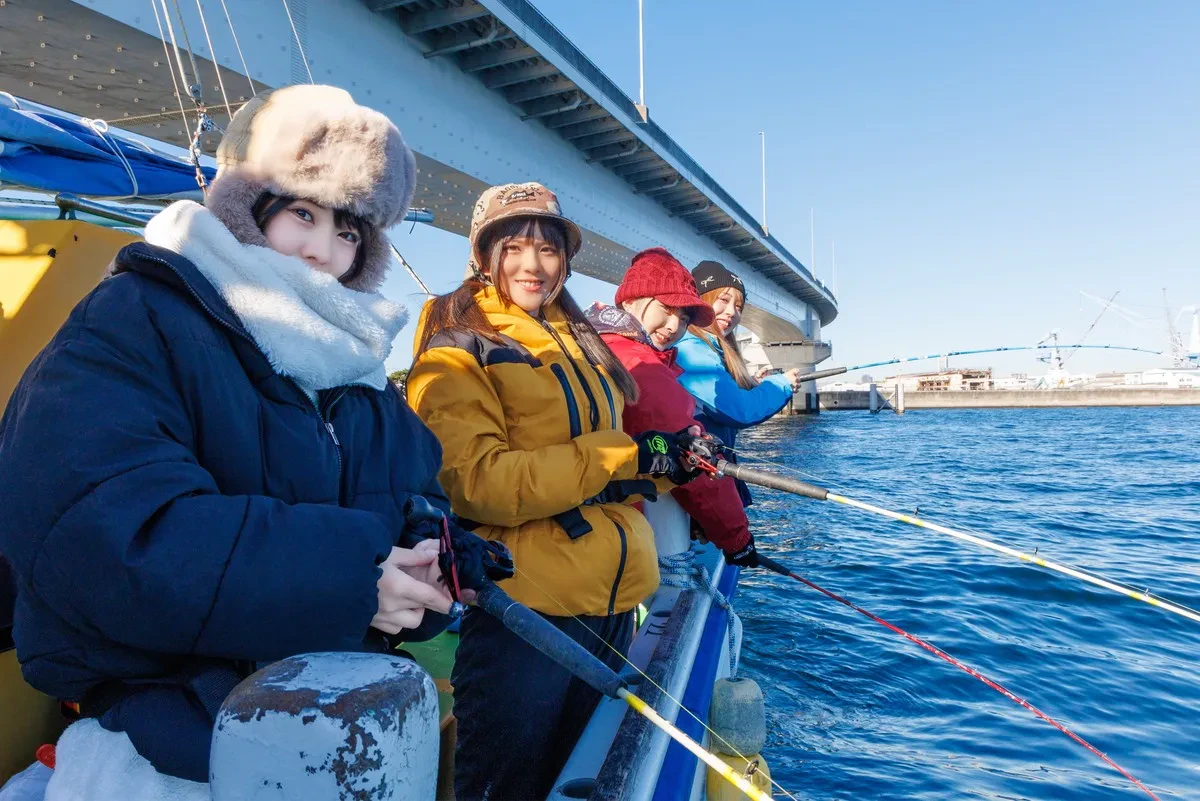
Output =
[{"x1": 210, "y1": 653, "x2": 438, "y2": 800}]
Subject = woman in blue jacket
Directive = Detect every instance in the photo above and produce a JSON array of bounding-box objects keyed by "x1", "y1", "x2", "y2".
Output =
[
  {"x1": 676, "y1": 261, "x2": 804, "y2": 556},
  {"x1": 0, "y1": 86, "x2": 463, "y2": 793}
]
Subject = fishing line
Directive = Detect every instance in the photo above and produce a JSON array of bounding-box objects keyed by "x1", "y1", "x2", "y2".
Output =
[
  {"x1": 751, "y1": 554, "x2": 1161, "y2": 801},
  {"x1": 511, "y1": 565, "x2": 801, "y2": 801},
  {"x1": 706, "y1": 455, "x2": 1200, "y2": 625},
  {"x1": 722, "y1": 447, "x2": 1200, "y2": 621}
]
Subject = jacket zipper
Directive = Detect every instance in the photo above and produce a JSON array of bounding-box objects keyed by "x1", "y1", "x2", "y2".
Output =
[
  {"x1": 549, "y1": 364, "x2": 582, "y2": 439},
  {"x1": 595, "y1": 371, "x2": 616, "y2": 430},
  {"x1": 608, "y1": 521, "x2": 628, "y2": 616},
  {"x1": 138, "y1": 251, "x2": 347, "y2": 504},
  {"x1": 540, "y1": 320, "x2": 600, "y2": 432}
]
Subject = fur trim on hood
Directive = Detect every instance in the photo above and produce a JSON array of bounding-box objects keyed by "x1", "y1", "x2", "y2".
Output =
[
  {"x1": 206, "y1": 85, "x2": 416, "y2": 292},
  {"x1": 145, "y1": 201, "x2": 407, "y2": 395},
  {"x1": 585, "y1": 302, "x2": 652, "y2": 345}
]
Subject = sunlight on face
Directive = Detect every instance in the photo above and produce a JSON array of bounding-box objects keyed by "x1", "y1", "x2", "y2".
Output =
[
  {"x1": 263, "y1": 199, "x2": 361, "y2": 280},
  {"x1": 497, "y1": 235, "x2": 564, "y2": 313},
  {"x1": 631, "y1": 298, "x2": 690, "y2": 350},
  {"x1": 710, "y1": 287, "x2": 744, "y2": 334}
]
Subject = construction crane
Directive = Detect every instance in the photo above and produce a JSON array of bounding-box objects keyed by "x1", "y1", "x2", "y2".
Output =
[
  {"x1": 1163, "y1": 288, "x2": 1191, "y2": 367},
  {"x1": 1178, "y1": 304, "x2": 1200, "y2": 365}
]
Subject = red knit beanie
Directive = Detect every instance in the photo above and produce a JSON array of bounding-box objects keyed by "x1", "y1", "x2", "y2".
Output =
[{"x1": 614, "y1": 248, "x2": 716, "y2": 327}]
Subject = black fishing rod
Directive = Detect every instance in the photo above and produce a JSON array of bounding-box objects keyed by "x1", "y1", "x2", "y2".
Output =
[
  {"x1": 473, "y1": 582, "x2": 771, "y2": 801},
  {"x1": 746, "y1": 553, "x2": 1159, "y2": 800}
]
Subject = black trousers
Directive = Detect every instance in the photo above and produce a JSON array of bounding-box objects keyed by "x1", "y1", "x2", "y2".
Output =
[{"x1": 452, "y1": 606, "x2": 634, "y2": 801}]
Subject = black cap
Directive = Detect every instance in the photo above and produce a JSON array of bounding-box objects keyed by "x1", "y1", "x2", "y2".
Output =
[{"x1": 691, "y1": 260, "x2": 745, "y2": 296}]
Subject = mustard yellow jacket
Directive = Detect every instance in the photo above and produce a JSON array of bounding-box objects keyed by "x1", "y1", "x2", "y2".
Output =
[{"x1": 407, "y1": 288, "x2": 660, "y2": 616}]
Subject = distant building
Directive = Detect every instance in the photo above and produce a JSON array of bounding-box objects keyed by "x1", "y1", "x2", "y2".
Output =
[
  {"x1": 993, "y1": 373, "x2": 1036, "y2": 391},
  {"x1": 883, "y1": 368, "x2": 993, "y2": 392},
  {"x1": 1124, "y1": 368, "x2": 1200, "y2": 389}
]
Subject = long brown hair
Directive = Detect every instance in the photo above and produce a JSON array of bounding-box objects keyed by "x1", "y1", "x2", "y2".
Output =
[
  {"x1": 416, "y1": 217, "x2": 639, "y2": 402},
  {"x1": 688, "y1": 287, "x2": 759, "y2": 390}
]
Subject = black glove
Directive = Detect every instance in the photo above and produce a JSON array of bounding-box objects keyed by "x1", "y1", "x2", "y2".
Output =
[
  {"x1": 439, "y1": 525, "x2": 515, "y2": 592},
  {"x1": 724, "y1": 536, "x2": 761, "y2": 568},
  {"x1": 635, "y1": 430, "x2": 695, "y2": 485}
]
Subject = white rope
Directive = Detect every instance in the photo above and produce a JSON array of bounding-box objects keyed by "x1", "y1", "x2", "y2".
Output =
[
  {"x1": 280, "y1": 0, "x2": 315, "y2": 84},
  {"x1": 168, "y1": 0, "x2": 207, "y2": 105},
  {"x1": 216, "y1": 0, "x2": 256, "y2": 97},
  {"x1": 389, "y1": 241, "x2": 431, "y2": 296},
  {"x1": 658, "y1": 545, "x2": 742, "y2": 678},
  {"x1": 82, "y1": 118, "x2": 140, "y2": 198},
  {"x1": 150, "y1": 0, "x2": 191, "y2": 134},
  {"x1": 156, "y1": 0, "x2": 198, "y2": 115},
  {"x1": 193, "y1": 0, "x2": 233, "y2": 118}
]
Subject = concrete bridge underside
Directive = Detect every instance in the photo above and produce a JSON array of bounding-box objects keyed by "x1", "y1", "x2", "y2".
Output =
[{"x1": 2, "y1": 0, "x2": 837, "y2": 385}]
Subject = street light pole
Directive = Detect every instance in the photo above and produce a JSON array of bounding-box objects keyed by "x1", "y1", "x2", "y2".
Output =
[
  {"x1": 635, "y1": 0, "x2": 649, "y2": 122},
  {"x1": 759, "y1": 131, "x2": 768, "y2": 236}
]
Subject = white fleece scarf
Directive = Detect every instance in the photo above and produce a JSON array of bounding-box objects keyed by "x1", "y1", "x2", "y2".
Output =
[{"x1": 143, "y1": 201, "x2": 407, "y2": 396}]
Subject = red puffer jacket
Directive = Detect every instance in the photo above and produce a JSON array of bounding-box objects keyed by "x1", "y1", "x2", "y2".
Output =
[{"x1": 588, "y1": 304, "x2": 751, "y2": 553}]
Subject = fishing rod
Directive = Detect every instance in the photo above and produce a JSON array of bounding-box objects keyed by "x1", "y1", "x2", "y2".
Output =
[
  {"x1": 748, "y1": 552, "x2": 1160, "y2": 800},
  {"x1": 704, "y1": 458, "x2": 1200, "y2": 625},
  {"x1": 474, "y1": 582, "x2": 772, "y2": 801},
  {"x1": 792, "y1": 343, "x2": 1162, "y2": 384}
]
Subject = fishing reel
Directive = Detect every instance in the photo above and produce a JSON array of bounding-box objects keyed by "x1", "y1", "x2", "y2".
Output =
[
  {"x1": 680, "y1": 431, "x2": 725, "y2": 475},
  {"x1": 402, "y1": 496, "x2": 515, "y2": 619}
]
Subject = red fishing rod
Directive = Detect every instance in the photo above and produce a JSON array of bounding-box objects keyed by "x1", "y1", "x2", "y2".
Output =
[{"x1": 681, "y1": 449, "x2": 1161, "y2": 799}]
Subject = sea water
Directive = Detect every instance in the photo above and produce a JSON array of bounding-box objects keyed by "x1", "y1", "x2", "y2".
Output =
[{"x1": 737, "y1": 407, "x2": 1200, "y2": 800}]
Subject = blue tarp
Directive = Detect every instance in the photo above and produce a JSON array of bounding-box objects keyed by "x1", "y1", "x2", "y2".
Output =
[{"x1": 0, "y1": 102, "x2": 214, "y2": 199}]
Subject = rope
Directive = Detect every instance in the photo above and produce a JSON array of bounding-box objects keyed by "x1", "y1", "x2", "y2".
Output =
[
  {"x1": 281, "y1": 0, "x2": 315, "y2": 84},
  {"x1": 150, "y1": 0, "x2": 192, "y2": 134},
  {"x1": 193, "y1": 0, "x2": 233, "y2": 118},
  {"x1": 217, "y1": 0, "x2": 257, "y2": 97},
  {"x1": 389, "y1": 242, "x2": 432, "y2": 295},
  {"x1": 168, "y1": 0, "x2": 207, "y2": 104},
  {"x1": 81, "y1": 118, "x2": 140, "y2": 198},
  {"x1": 158, "y1": 0, "x2": 199, "y2": 106},
  {"x1": 658, "y1": 545, "x2": 742, "y2": 679}
]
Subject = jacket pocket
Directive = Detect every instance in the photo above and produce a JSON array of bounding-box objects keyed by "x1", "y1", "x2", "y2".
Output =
[{"x1": 549, "y1": 363, "x2": 582, "y2": 439}]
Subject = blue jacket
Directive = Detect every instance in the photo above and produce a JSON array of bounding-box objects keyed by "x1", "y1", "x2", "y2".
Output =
[
  {"x1": 675, "y1": 332, "x2": 794, "y2": 447},
  {"x1": 0, "y1": 242, "x2": 449, "y2": 780},
  {"x1": 675, "y1": 332, "x2": 793, "y2": 505}
]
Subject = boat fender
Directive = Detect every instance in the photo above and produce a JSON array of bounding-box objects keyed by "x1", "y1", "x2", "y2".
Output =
[
  {"x1": 709, "y1": 677, "x2": 766, "y2": 756},
  {"x1": 210, "y1": 653, "x2": 439, "y2": 801}
]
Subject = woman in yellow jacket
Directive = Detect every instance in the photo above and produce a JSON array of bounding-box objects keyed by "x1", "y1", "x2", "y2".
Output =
[{"x1": 407, "y1": 182, "x2": 700, "y2": 800}]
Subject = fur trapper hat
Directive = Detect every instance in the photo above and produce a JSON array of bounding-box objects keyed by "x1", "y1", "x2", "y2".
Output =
[{"x1": 206, "y1": 84, "x2": 417, "y2": 292}]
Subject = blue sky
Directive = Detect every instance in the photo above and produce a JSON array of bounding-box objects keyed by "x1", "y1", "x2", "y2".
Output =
[{"x1": 381, "y1": 1, "x2": 1199, "y2": 378}]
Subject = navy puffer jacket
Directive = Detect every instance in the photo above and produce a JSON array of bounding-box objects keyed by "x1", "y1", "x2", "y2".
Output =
[{"x1": 0, "y1": 242, "x2": 449, "y2": 780}]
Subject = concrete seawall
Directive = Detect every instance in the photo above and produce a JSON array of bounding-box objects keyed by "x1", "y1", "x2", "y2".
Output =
[{"x1": 819, "y1": 388, "x2": 1200, "y2": 410}]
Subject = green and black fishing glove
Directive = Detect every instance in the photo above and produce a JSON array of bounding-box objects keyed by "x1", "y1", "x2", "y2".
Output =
[{"x1": 635, "y1": 430, "x2": 697, "y2": 484}]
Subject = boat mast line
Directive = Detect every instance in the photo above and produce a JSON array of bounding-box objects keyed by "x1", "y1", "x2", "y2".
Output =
[
  {"x1": 509, "y1": 565, "x2": 801, "y2": 801},
  {"x1": 475, "y1": 582, "x2": 772, "y2": 801},
  {"x1": 708, "y1": 458, "x2": 1200, "y2": 626},
  {"x1": 750, "y1": 553, "x2": 1161, "y2": 800}
]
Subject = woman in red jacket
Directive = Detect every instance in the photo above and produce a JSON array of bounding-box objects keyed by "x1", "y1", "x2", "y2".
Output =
[{"x1": 586, "y1": 248, "x2": 759, "y2": 566}]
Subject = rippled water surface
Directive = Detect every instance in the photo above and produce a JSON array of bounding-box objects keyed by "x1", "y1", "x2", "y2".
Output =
[{"x1": 735, "y1": 407, "x2": 1200, "y2": 800}]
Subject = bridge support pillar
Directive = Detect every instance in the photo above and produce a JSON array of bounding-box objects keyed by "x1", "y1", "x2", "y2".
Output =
[{"x1": 741, "y1": 339, "x2": 832, "y2": 416}]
